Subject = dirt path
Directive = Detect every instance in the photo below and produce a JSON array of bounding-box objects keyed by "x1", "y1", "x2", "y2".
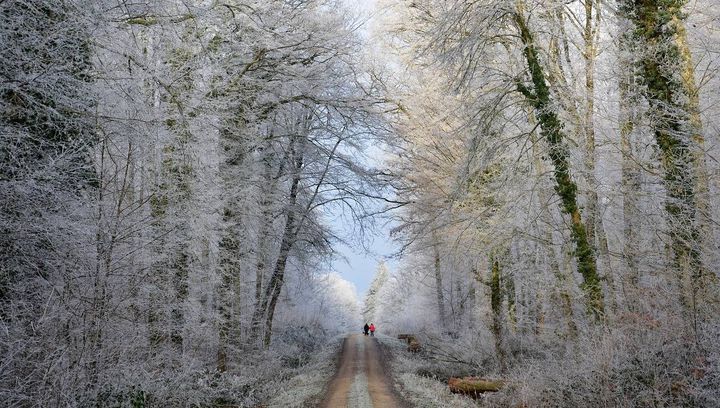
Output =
[{"x1": 320, "y1": 334, "x2": 406, "y2": 408}]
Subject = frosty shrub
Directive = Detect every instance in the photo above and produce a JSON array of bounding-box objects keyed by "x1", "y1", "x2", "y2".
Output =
[{"x1": 484, "y1": 320, "x2": 720, "y2": 407}]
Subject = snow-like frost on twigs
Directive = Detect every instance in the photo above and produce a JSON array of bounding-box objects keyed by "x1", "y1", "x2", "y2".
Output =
[
  {"x1": 264, "y1": 335, "x2": 344, "y2": 408},
  {"x1": 396, "y1": 373, "x2": 479, "y2": 408},
  {"x1": 375, "y1": 335, "x2": 479, "y2": 408}
]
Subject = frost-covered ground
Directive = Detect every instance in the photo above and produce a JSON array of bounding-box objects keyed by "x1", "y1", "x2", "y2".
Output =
[
  {"x1": 264, "y1": 335, "x2": 343, "y2": 408},
  {"x1": 376, "y1": 335, "x2": 479, "y2": 408}
]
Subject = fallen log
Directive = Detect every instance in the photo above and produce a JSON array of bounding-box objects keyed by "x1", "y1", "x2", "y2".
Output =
[
  {"x1": 397, "y1": 334, "x2": 416, "y2": 344},
  {"x1": 448, "y1": 377, "x2": 504, "y2": 396}
]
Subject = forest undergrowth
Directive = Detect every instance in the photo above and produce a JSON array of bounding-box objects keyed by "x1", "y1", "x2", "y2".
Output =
[
  {"x1": 93, "y1": 328, "x2": 340, "y2": 407},
  {"x1": 365, "y1": 0, "x2": 720, "y2": 406},
  {"x1": 378, "y1": 320, "x2": 720, "y2": 407}
]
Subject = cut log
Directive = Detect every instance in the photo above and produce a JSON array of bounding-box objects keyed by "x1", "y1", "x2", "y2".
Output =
[
  {"x1": 408, "y1": 340, "x2": 421, "y2": 353},
  {"x1": 448, "y1": 377, "x2": 504, "y2": 396},
  {"x1": 398, "y1": 333, "x2": 416, "y2": 344}
]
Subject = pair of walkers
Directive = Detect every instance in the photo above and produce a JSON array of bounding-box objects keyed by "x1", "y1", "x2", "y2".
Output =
[{"x1": 363, "y1": 323, "x2": 376, "y2": 336}]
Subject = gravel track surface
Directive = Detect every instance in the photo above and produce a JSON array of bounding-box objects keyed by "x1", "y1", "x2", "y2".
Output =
[{"x1": 320, "y1": 334, "x2": 406, "y2": 408}]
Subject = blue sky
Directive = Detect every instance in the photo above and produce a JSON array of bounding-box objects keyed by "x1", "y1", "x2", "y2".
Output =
[
  {"x1": 330, "y1": 229, "x2": 399, "y2": 297},
  {"x1": 328, "y1": 0, "x2": 396, "y2": 297}
]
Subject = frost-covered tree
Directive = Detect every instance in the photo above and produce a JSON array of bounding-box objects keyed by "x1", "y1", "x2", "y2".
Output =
[
  {"x1": 1, "y1": 0, "x2": 97, "y2": 403},
  {"x1": 617, "y1": 0, "x2": 714, "y2": 327},
  {"x1": 363, "y1": 261, "x2": 390, "y2": 324},
  {"x1": 1, "y1": 0, "x2": 393, "y2": 405},
  {"x1": 377, "y1": 0, "x2": 720, "y2": 403}
]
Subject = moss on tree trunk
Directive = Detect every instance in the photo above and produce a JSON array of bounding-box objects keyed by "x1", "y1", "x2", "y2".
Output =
[
  {"x1": 513, "y1": 8, "x2": 604, "y2": 319},
  {"x1": 489, "y1": 256, "x2": 506, "y2": 372},
  {"x1": 621, "y1": 0, "x2": 704, "y2": 322}
]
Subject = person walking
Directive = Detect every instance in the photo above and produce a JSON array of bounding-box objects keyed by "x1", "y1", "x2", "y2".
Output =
[
  {"x1": 363, "y1": 323, "x2": 369, "y2": 336},
  {"x1": 369, "y1": 323, "x2": 376, "y2": 337}
]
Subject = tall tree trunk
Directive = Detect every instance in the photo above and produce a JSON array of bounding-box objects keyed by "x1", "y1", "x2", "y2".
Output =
[
  {"x1": 217, "y1": 232, "x2": 246, "y2": 369},
  {"x1": 489, "y1": 256, "x2": 506, "y2": 372},
  {"x1": 217, "y1": 237, "x2": 232, "y2": 373},
  {"x1": 217, "y1": 141, "x2": 250, "y2": 362},
  {"x1": 250, "y1": 135, "x2": 303, "y2": 347},
  {"x1": 674, "y1": 12, "x2": 710, "y2": 230},
  {"x1": 254, "y1": 130, "x2": 290, "y2": 307},
  {"x1": 170, "y1": 251, "x2": 189, "y2": 352},
  {"x1": 259, "y1": 170, "x2": 301, "y2": 347},
  {"x1": 622, "y1": 0, "x2": 703, "y2": 331},
  {"x1": 530, "y1": 120, "x2": 577, "y2": 337},
  {"x1": 432, "y1": 233, "x2": 446, "y2": 327},
  {"x1": 582, "y1": 0, "x2": 617, "y2": 315},
  {"x1": 255, "y1": 144, "x2": 274, "y2": 306},
  {"x1": 514, "y1": 3, "x2": 604, "y2": 319},
  {"x1": 582, "y1": 0, "x2": 599, "y2": 254},
  {"x1": 505, "y1": 268, "x2": 516, "y2": 332},
  {"x1": 673, "y1": 13, "x2": 715, "y2": 303},
  {"x1": 618, "y1": 20, "x2": 642, "y2": 312}
]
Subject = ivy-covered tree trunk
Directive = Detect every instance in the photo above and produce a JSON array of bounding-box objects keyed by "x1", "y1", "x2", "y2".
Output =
[
  {"x1": 621, "y1": 0, "x2": 705, "y2": 322},
  {"x1": 528, "y1": 110, "x2": 578, "y2": 336},
  {"x1": 513, "y1": 5, "x2": 604, "y2": 319},
  {"x1": 505, "y1": 268, "x2": 517, "y2": 332},
  {"x1": 489, "y1": 256, "x2": 507, "y2": 372}
]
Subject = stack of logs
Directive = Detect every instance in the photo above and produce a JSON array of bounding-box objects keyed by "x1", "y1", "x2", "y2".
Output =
[{"x1": 397, "y1": 334, "x2": 421, "y2": 353}]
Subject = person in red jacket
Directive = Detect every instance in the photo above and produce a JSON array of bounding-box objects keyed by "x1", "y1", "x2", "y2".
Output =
[{"x1": 369, "y1": 323, "x2": 376, "y2": 336}]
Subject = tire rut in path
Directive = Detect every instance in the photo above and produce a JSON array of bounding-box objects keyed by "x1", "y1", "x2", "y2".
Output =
[{"x1": 320, "y1": 334, "x2": 405, "y2": 408}]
